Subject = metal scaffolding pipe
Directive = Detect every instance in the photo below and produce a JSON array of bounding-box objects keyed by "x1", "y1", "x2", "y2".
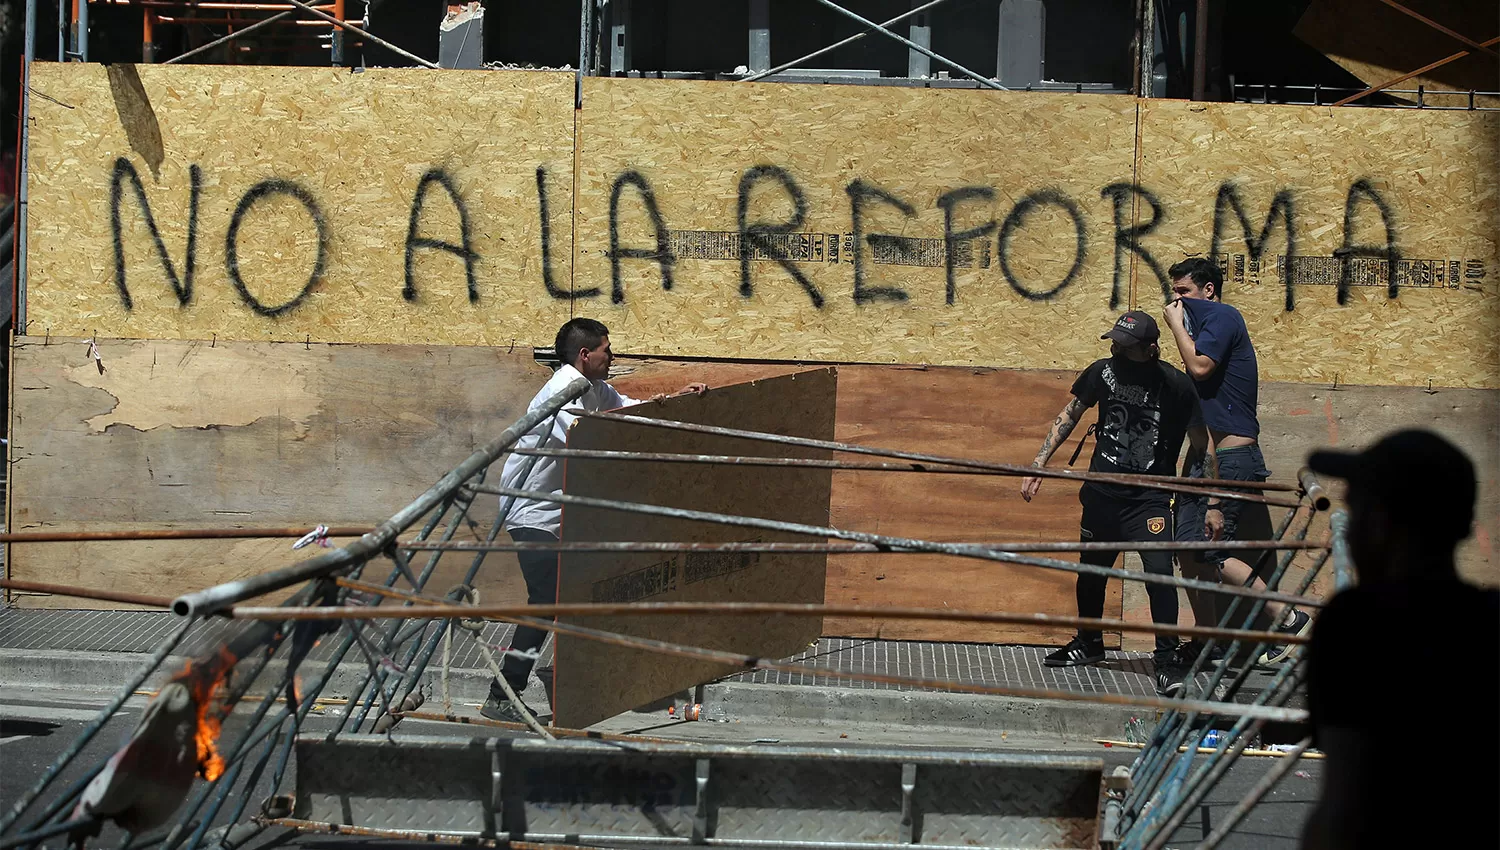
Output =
[
  {"x1": 471, "y1": 483, "x2": 1321, "y2": 607},
  {"x1": 2, "y1": 578, "x2": 172, "y2": 608},
  {"x1": 326, "y1": 577, "x2": 1311, "y2": 645},
  {"x1": 809, "y1": 0, "x2": 1008, "y2": 91},
  {"x1": 742, "y1": 0, "x2": 952, "y2": 82},
  {"x1": 278, "y1": 0, "x2": 437, "y2": 67},
  {"x1": 577, "y1": 410, "x2": 1303, "y2": 503},
  {"x1": 394, "y1": 539, "x2": 1327, "y2": 555},
  {"x1": 0, "y1": 525, "x2": 370, "y2": 542}
]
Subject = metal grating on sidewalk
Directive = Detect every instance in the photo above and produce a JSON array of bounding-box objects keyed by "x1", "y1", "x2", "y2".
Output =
[
  {"x1": 720, "y1": 637, "x2": 1165, "y2": 698},
  {"x1": 0, "y1": 607, "x2": 1186, "y2": 699}
]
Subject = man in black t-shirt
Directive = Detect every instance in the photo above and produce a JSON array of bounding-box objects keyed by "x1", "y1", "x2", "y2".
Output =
[
  {"x1": 1301, "y1": 431, "x2": 1498, "y2": 849},
  {"x1": 1022, "y1": 311, "x2": 1207, "y2": 696}
]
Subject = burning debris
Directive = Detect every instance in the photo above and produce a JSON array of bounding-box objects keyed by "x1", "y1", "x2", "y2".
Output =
[{"x1": 70, "y1": 646, "x2": 239, "y2": 834}]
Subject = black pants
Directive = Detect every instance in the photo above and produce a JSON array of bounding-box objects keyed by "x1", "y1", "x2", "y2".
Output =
[
  {"x1": 495, "y1": 527, "x2": 558, "y2": 697},
  {"x1": 1077, "y1": 486, "x2": 1178, "y2": 657}
]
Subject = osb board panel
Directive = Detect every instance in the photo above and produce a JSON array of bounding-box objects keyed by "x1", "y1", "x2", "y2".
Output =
[
  {"x1": 1293, "y1": 0, "x2": 1499, "y2": 109},
  {"x1": 553, "y1": 369, "x2": 836, "y2": 729},
  {"x1": 24, "y1": 63, "x2": 574, "y2": 345},
  {"x1": 1119, "y1": 379, "x2": 1499, "y2": 650},
  {"x1": 1134, "y1": 99, "x2": 1500, "y2": 388},
  {"x1": 574, "y1": 76, "x2": 1138, "y2": 372},
  {"x1": 7, "y1": 336, "x2": 548, "y2": 606},
  {"x1": 610, "y1": 359, "x2": 1121, "y2": 647}
]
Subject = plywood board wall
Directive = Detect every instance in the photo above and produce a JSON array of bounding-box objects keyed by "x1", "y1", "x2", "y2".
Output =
[
  {"x1": 553, "y1": 369, "x2": 836, "y2": 729},
  {"x1": 7, "y1": 337, "x2": 548, "y2": 606},
  {"x1": 1134, "y1": 100, "x2": 1500, "y2": 388},
  {"x1": 610, "y1": 359, "x2": 1120, "y2": 647},
  {"x1": 24, "y1": 64, "x2": 575, "y2": 346},
  {"x1": 573, "y1": 76, "x2": 1138, "y2": 373},
  {"x1": 1293, "y1": 0, "x2": 1500, "y2": 109},
  {"x1": 1119, "y1": 377, "x2": 1500, "y2": 649},
  {"x1": 24, "y1": 66, "x2": 1500, "y2": 389}
]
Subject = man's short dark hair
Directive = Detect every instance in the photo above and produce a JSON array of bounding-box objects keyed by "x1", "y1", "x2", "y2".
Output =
[
  {"x1": 555, "y1": 318, "x2": 609, "y2": 367},
  {"x1": 1168, "y1": 258, "x2": 1224, "y2": 298}
]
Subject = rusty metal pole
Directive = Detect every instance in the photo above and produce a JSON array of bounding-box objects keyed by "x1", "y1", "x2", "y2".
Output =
[{"x1": 1191, "y1": 0, "x2": 1208, "y2": 100}]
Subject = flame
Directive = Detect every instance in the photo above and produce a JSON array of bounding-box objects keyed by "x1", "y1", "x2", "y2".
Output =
[
  {"x1": 173, "y1": 645, "x2": 237, "y2": 782},
  {"x1": 293, "y1": 675, "x2": 305, "y2": 704}
]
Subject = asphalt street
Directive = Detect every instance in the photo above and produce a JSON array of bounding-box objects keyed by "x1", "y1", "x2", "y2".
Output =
[{"x1": 1, "y1": 686, "x2": 1322, "y2": 850}]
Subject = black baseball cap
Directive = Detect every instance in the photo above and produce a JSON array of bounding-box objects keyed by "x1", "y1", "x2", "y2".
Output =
[
  {"x1": 1102, "y1": 311, "x2": 1160, "y2": 346},
  {"x1": 1309, "y1": 429, "x2": 1475, "y2": 543}
]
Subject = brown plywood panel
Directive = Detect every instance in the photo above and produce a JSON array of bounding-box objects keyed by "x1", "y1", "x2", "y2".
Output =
[
  {"x1": 1120, "y1": 379, "x2": 1499, "y2": 649},
  {"x1": 7, "y1": 336, "x2": 547, "y2": 606},
  {"x1": 1293, "y1": 0, "x2": 1499, "y2": 109},
  {"x1": 1135, "y1": 99, "x2": 1500, "y2": 388},
  {"x1": 553, "y1": 369, "x2": 836, "y2": 728},
  {"x1": 610, "y1": 359, "x2": 1122, "y2": 647},
  {"x1": 574, "y1": 76, "x2": 1138, "y2": 372},
  {"x1": 24, "y1": 64, "x2": 574, "y2": 346}
]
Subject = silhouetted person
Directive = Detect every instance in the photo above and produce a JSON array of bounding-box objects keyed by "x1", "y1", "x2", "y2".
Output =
[{"x1": 1302, "y1": 430, "x2": 1498, "y2": 849}]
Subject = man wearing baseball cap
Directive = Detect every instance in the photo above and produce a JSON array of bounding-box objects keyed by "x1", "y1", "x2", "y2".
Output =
[
  {"x1": 1301, "y1": 430, "x2": 1497, "y2": 848},
  {"x1": 1021, "y1": 311, "x2": 1208, "y2": 695}
]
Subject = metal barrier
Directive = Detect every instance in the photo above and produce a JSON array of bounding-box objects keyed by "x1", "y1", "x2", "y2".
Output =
[{"x1": 287, "y1": 735, "x2": 1106, "y2": 850}]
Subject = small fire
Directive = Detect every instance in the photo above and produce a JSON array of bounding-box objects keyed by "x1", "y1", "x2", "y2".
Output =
[
  {"x1": 172, "y1": 645, "x2": 238, "y2": 782},
  {"x1": 293, "y1": 675, "x2": 305, "y2": 704}
]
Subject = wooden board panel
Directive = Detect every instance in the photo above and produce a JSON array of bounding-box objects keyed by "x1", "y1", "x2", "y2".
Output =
[
  {"x1": 1293, "y1": 0, "x2": 1500, "y2": 109},
  {"x1": 618, "y1": 359, "x2": 1500, "y2": 652},
  {"x1": 574, "y1": 76, "x2": 1138, "y2": 372},
  {"x1": 7, "y1": 336, "x2": 548, "y2": 607},
  {"x1": 553, "y1": 369, "x2": 836, "y2": 728},
  {"x1": 610, "y1": 359, "x2": 1121, "y2": 647},
  {"x1": 1134, "y1": 99, "x2": 1500, "y2": 388},
  {"x1": 1118, "y1": 379, "x2": 1499, "y2": 648},
  {"x1": 24, "y1": 64, "x2": 575, "y2": 346}
]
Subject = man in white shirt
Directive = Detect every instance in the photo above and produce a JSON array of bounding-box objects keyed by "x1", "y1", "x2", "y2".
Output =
[{"x1": 483, "y1": 317, "x2": 706, "y2": 722}]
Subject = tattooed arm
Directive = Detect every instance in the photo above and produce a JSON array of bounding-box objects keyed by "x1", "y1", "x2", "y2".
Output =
[
  {"x1": 1203, "y1": 436, "x2": 1225, "y2": 539},
  {"x1": 1021, "y1": 397, "x2": 1087, "y2": 502}
]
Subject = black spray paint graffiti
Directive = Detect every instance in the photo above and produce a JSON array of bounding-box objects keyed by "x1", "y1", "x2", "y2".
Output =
[
  {"x1": 608, "y1": 170, "x2": 676, "y2": 304},
  {"x1": 736, "y1": 165, "x2": 824, "y2": 309},
  {"x1": 1335, "y1": 178, "x2": 1401, "y2": 304},
  {"x1": 224, "y1": 179, "x2": 329, "y2": 318},
  {"x1": 103, "y1": 156, "x2": 1465, "y2": 321},
  {"x1": 1099, "y1": 182, "x2": 1166, "y2": 310},
  {"x1": 403, "y1": 167, "x2": 479, "y2": 304},
  {"x1": 536, "y1": 166, "x2": 595, "y2": 300},
  {"x1": 937, "y1": 186, "x2": 997, "y2": 306},
  {"x1": 110, "y1": 157, "x2": 199, "y2": 310},
  {"x1": 1210, "y1": 183, "x2": 1296, "y2": 310},
  {"x1": 846, "y1": 179, "x2": 914, "y2": 304},
  {"x1": 997, "y1": 188, "x2": 1087, "y2": 302}
]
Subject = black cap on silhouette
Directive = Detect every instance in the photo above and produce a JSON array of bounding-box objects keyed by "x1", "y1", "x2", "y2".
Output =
[{"x1": 1309, "y1": 429, "x2": 1475, "y2": 544}]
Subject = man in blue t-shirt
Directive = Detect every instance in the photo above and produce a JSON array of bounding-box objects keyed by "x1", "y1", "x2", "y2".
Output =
[{"x1": 1162, "y1": 258, "x2": 1309, "y2": 665}]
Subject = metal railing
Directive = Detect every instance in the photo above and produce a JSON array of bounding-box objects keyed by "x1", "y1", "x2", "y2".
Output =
[
  {"x1": 0, "y1": 379, "x2": 1333, "y2": 850},
  {"x1": 1232, "y1": 80, "x2": 1500, "y2": 111}
]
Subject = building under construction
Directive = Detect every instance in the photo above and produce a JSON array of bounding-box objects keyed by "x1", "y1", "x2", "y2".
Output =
[{"x1": 0, "y1": 1, "x2": 1496, "y2": 849}]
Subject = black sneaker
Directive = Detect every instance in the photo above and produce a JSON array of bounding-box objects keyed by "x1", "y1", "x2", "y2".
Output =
[
  {"x1": 479, "y1": 692, "x2": 531, "y2": 723},
  {"x1": 1044, "y1": 636, "x2": 1106, "y2": 667},
  {"x1": 1154, "y1": 655, "x2": 1188, "y2": 697},
  {"x1": 1257, "y1": 609, "x2": 1312, "y2": 666},
  {"x1": 1178, "y1": 639, "x2": 1225, "y2": 664}
]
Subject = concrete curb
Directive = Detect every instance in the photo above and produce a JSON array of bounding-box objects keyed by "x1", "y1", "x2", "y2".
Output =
[{"x1": 3, "y1": 649, "x2": 1155, "y2": 738}]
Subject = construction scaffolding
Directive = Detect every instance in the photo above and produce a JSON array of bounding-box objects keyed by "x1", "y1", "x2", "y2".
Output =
[{"x1": 0, "y1": 379, "x2": 1333, "y2": 850}]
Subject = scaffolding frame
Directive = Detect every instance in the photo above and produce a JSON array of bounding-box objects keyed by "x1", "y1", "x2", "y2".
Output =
[{"x1": 0, "y1": 377, "x2": 1334, "y2": 850}]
